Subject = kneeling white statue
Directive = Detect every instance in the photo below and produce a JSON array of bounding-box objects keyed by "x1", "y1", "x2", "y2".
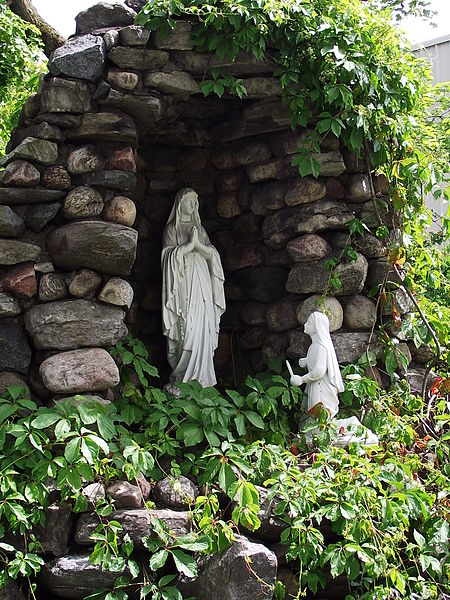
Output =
[
  {"x1": 161, "y1": 188, "x2": 226, "y2": 389},
  {"x1": 288, "y1": 311, "x2": 378, "y2": 446}
]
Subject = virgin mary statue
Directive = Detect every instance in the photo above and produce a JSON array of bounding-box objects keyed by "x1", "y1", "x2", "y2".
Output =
[{"x1": 161, "y1": 188, "x2": 226, "y2": 388}]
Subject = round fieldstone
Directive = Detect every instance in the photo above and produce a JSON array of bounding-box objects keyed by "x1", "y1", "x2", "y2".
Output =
[
  {"x1": 69, "y1": 269, "x2": 103, "y2": 298},
  {"x1": 107, "y1": 481, "x2": 142, "y2": 508},
  {"x1": 241, "y1": 302, "x2": 267, "y2": 326},
  {"x1": 40, "y1": 348, "x2": 120, "y2": 393},
  {"x1": 297, "y1": 295, "x2": 343, "y2": 332},
  {"x1": 41, "y1": 166, "x2": 71, "y2": 190},
  {"x1": 39, "y1": 273, "x2": 68, "y2": 303},
  {"x1": 343, "y1": 295, "x2": 377, "y2": 330},
  {"x1": 67, "y1": 146, "x2": 105, "y2": 174},
  {"x1": 103, "y1": 196, "x2": 136, "y2": 226},
  {"x1": 153, "y1": 476, "x2": 198, "y2": 510},
  {"x1": 0, "y1": 160, "x2": 40, "y2": 186},
  {"x1": 98, "y1": 278, "x2": 134, "y2": 309},
  {"x1": 63, "y1": 186, "x2": 104, "y2": 219},
  {"x1": 287, "y1": 234, "x2": 332, "y2": 261}
]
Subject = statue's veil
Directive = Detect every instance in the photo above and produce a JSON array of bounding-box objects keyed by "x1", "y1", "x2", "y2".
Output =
[
  {"x1": 165, "y1": 188, "x2": 202, "y2": 244},
  {"x1": 310, "y1": 311, "x2": 345, "y2": 393}
]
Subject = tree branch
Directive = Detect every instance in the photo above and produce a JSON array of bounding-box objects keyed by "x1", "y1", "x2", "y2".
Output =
[{"x1": 7, "y1": 0, "x2": 66, "y2": 57}]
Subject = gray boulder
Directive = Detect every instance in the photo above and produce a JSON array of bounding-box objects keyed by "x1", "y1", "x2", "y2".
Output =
[
  {"x1": 25, "y1": 299, "x2": 127, "y2": 350},
  {"x1": 39, "y1": 553, "x2": 127, "y2": 599},
  {"x1": 0, "y1": 320, "x2": 32, "y2": 374},
  {"x1": 39, "y1": 273, "x2": 68, "y2": 303},
  {"x1": 0, "y1": 206, "x2": 25, "y2": 238},
  {"x1": 154, "y1": 476, "x2": 198, "y2": 510},
  {"x1": 180, "y1": 536, "x2": 277, "y2": 600},
  {"x1": 25, "y1": 202, "x2": 61, "y2": 232},
  {"x1": 262, "y1": 201, "x2": 353, "y2": 248},
  {"x1": 287, "y1": 254, "x2": 368, "y2": 296},
  {"x1": 0, "y1": 137, "x2": 57, "y2": 167},
  {"x1": 40, "y1": 348, "x2": 120, "y2": 394},
  {"x1": 0, "y1": 239, "x2": 40, "y2": 265},
  {"x1": 98, "y1": 277, "x2": 134, "y2": 309},
  {"x1": 41, "y1": 78, "x2": 91, "y2": 114},
  {"x1": 47, "y1": 221, "x2": 138, "y2": 276},
  {"x1": 49, "y1": 35, "x2": 105, "y2": 82},
  {"x1": 76, "y1": 2, "x2": 136, "y2": 34},
  {"x1": 107, "y1": 481, "x2": 143, "y2": 508},
  {"x1": 0, "y1": 292, "x2": 21, "y2": 318}
]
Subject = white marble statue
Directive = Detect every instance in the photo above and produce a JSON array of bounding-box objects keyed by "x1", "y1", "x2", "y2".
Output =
[
  {"x1": 288, "y1": 311, "x2": 378, "y2": 446},
  {"x1": 161, "y1": 188, "x2": 225, "y2": 388}
]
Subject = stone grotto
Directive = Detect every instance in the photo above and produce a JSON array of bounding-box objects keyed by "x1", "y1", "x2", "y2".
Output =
[{"x1": 0, "y1": 2, "x2": 430, "y2": 599}]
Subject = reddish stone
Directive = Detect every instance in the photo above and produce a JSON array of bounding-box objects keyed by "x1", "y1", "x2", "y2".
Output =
[
  {"x1": 42, "y1": 166, "x2": 71, "y2": 190},
  {"x1": 266, "y1": 299, "x2": 299, "y2": 332},
  {"x1": 224, "y1": 243, "x2": 264, "y2": 271},
  {"x1": 107, "y1": 145, "x2": 136, "y2": 173},
  {"x1": 2, "y1": 262, "x2": 37, "y2": 299},
  {"x1": 325, "y1": 177, "x2": 345, "y2": 199},
  {"x1": 0, "y1": 160, "x2": 40, "y2": 186}
]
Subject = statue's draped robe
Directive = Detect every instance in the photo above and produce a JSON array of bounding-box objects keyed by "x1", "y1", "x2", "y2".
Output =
[{"x1": 161, "y1": 222, "x2": 225, "y2": 387}]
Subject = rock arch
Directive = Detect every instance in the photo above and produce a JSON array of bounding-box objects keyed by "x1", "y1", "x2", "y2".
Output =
[{"x1": 0, "y1": 0, "x2": 397, "y2": 401}]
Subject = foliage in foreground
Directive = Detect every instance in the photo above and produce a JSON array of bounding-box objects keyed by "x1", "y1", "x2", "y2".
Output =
[
  {"x1": 0, "y1": 1, "x2": 45, "y2": 154},
  {"x1": 0, "y1": 337, "x2": 448, "y2": 600}
]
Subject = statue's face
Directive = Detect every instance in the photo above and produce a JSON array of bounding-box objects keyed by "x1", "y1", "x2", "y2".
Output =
[
  {"x1": 180, "y1": 192, "x2": 197, "y2": 219},
  {"x1": 304, "y1": 314, "x2": 316, "y2": 336}
]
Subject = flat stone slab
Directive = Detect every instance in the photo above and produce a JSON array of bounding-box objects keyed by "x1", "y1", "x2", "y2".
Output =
[
  {"x1": 0, "y1": 239, "x2": 40, "y2": 265},
  {"x1": 39, "y1": 554, "x2": 126, "y2": 599},
  {"x1": 75, "y1": 509, "x2": 191, "y2": 548},
  {"x1": 0, "y1": 188, "x2": 65, "y2": 205},
  {"x1": 107, "y1": 47, "x2": 169, "y2": 69},
  {"x1": 66, "y1": 111, "x2": 137, "y2": 143},
  {"x1": 40, "y1": 348, "x2": 120, "y2": 393},
  {"x1": 25, "y1": 299, "x2": 127, "y2": 350},
  {"x1": 49, "y1": 35, "x2": 106, "y2": 81},
  {"x1": 46, "y1": 221, "x2": 137, "y2": 276}
]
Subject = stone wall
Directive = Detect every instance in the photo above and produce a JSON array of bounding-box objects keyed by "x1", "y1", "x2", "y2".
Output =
[{"x1": 0, "y1": 1, "x2": 414, "y2": 399}]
